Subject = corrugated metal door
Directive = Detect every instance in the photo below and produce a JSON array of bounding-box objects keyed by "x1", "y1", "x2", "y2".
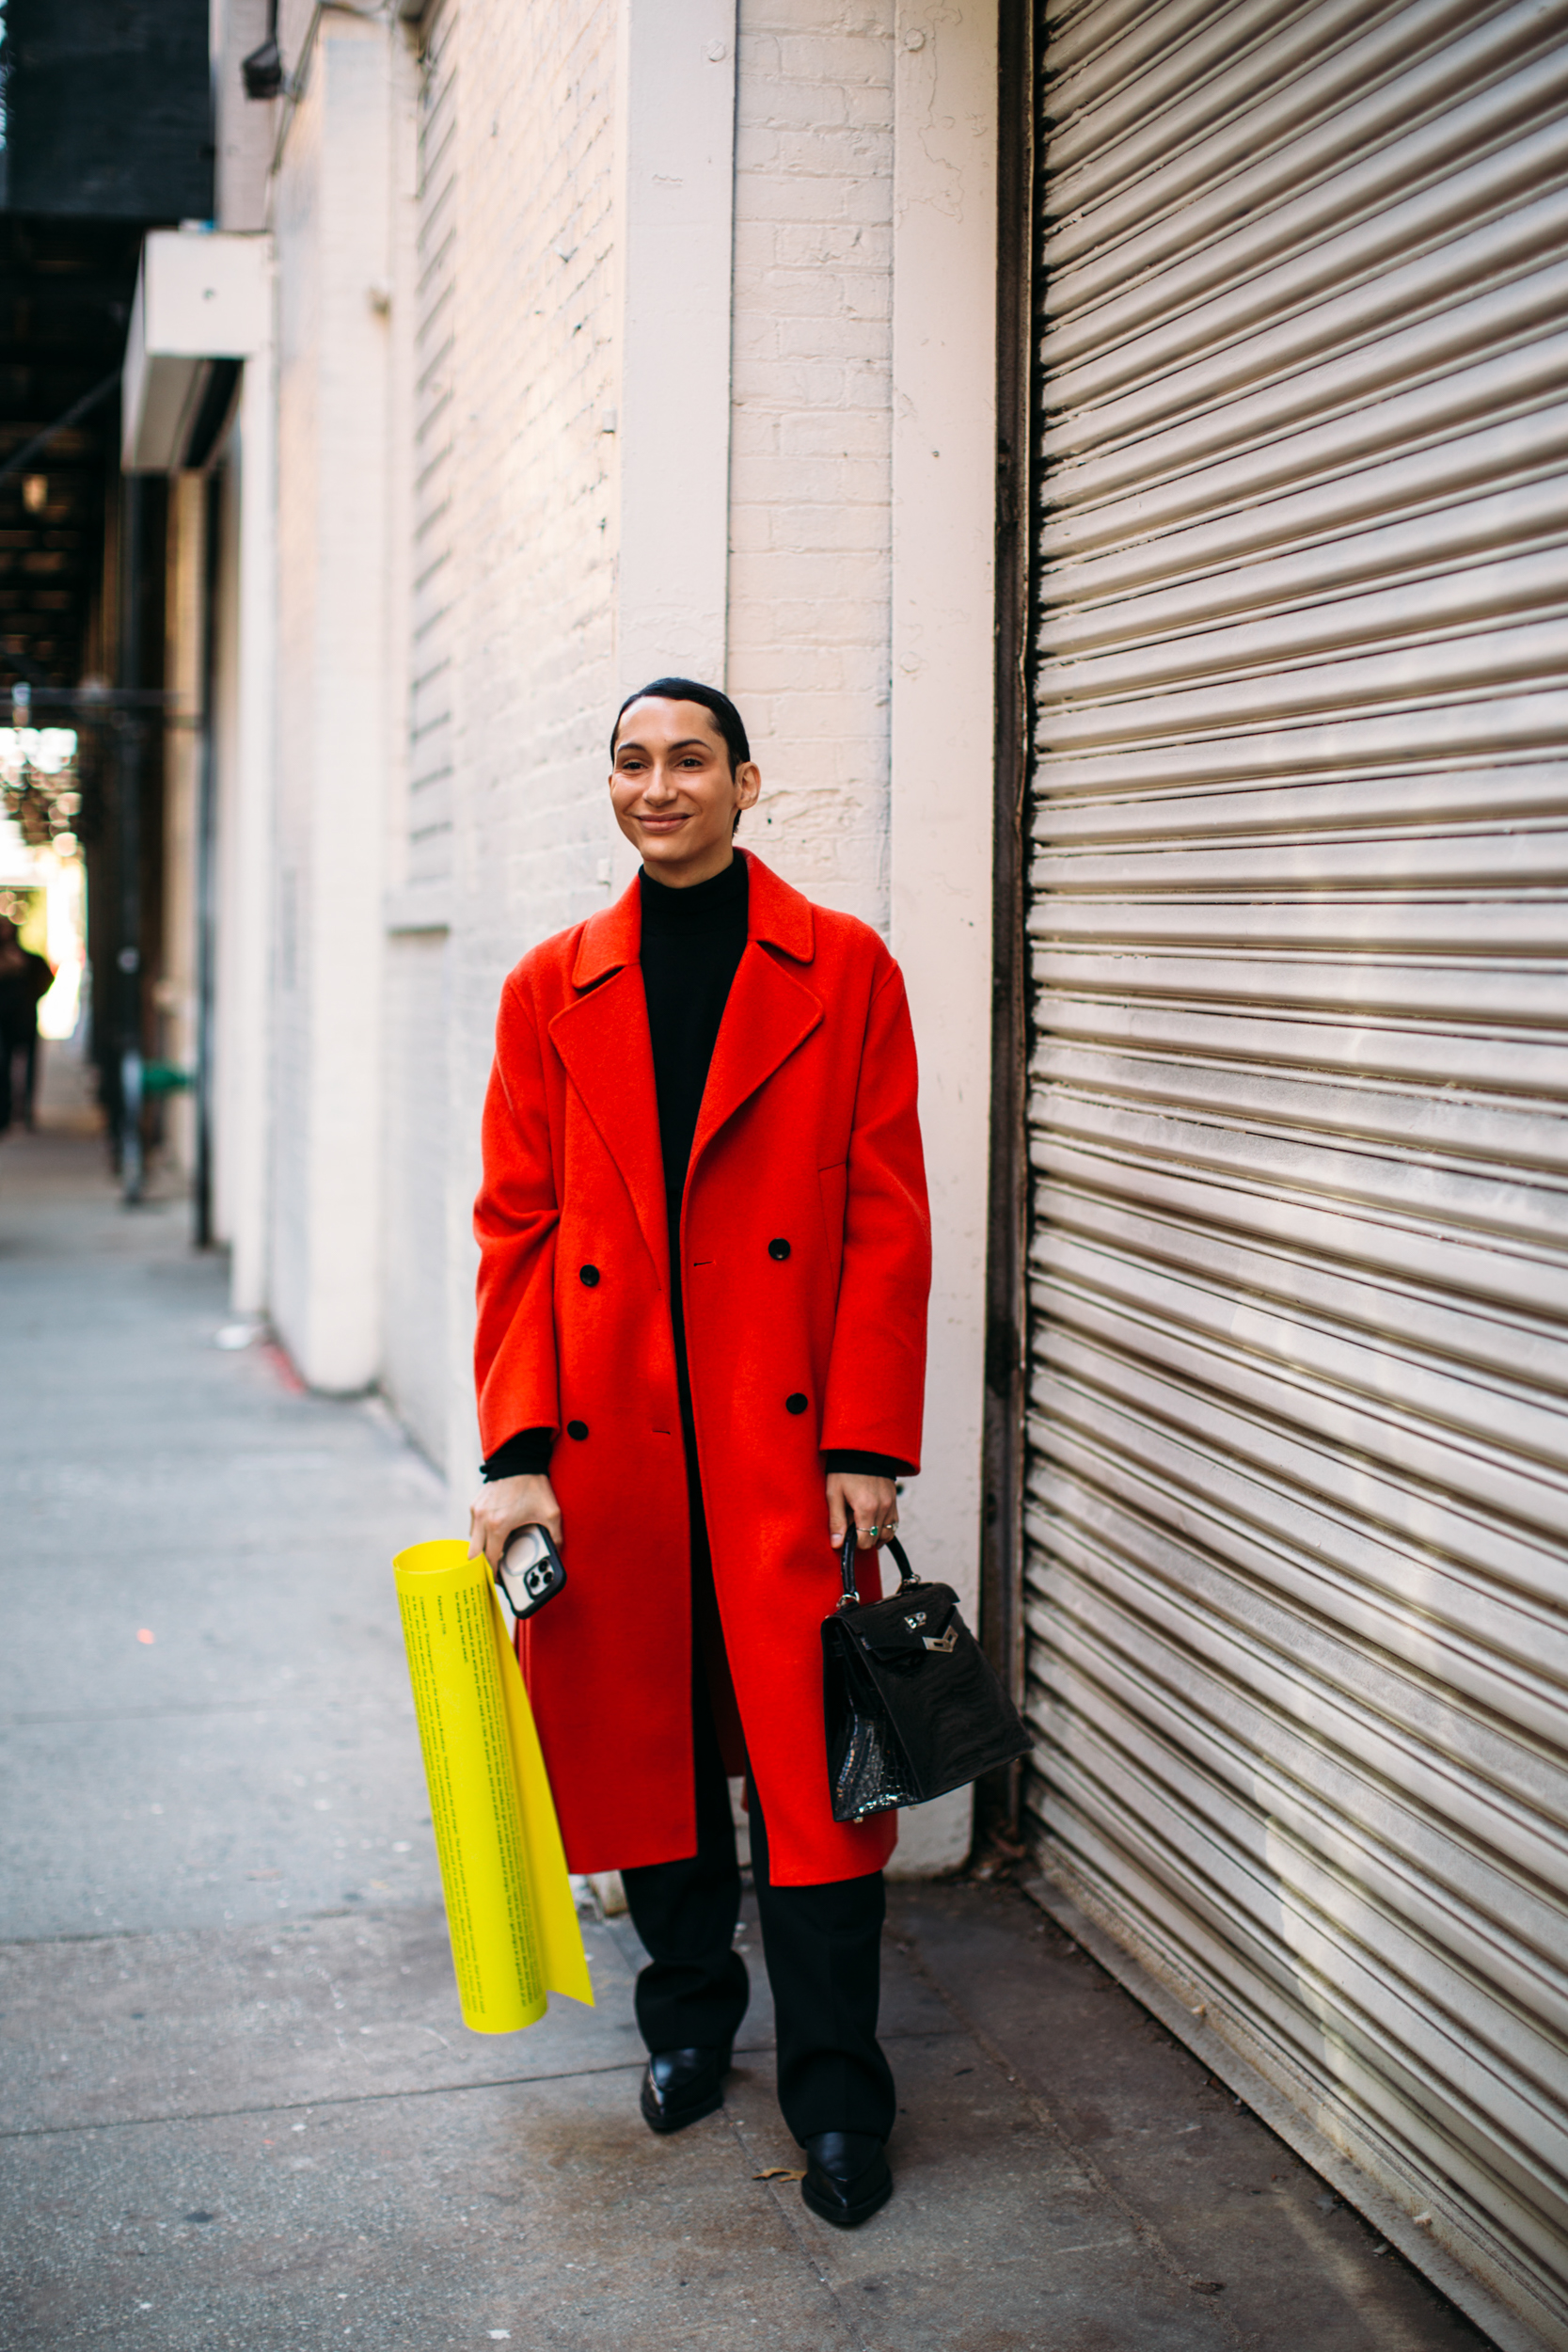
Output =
[
  {"x1": 409, "y1": 0, "x2": 459, "y2": 888},
  {"x1": 1022, "y1": 2, "x2": 1568, "y2": 2344}
]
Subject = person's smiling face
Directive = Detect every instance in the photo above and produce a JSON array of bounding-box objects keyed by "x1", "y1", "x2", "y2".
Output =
[{"x1": 609, "y1": 698, "x2": 761, "y2": 887}]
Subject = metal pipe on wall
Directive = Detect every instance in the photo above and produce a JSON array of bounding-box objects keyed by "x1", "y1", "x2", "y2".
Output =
[{"x1": 193, "y1": 465, "x2": 222, "y2": 1248}]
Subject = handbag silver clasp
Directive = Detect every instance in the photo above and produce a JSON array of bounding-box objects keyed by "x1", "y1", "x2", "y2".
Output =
[{"x1": 923, "y1": 1627, "x2": 958, "y2": 1654}]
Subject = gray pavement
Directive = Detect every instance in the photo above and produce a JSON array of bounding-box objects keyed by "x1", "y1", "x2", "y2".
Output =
[{"x1": 1, "y1": 1105, "x2": 1497, "y2": 2350}]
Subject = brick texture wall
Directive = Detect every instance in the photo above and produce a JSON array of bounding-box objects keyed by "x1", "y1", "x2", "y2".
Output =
[
  {"x1": 728, "y1": 2, "x2": 896, "y2": 930},
  {"x1": 242, "y1": 0, "x2": 975, "y2": 1867},
  {"x1": 270, "y1": 14, "x2": 396, "y2": 1389},
  {"x1": 383, "y1": 930, "x2": 451, "y2": 1454},
  {"x1": 430, "y1": 0, "x2": 624, "y2": 1477},
  {"x1": 270, "y1": 53, "x2": 324, "y2": 1363},
  {"x1": 265, "y1": 1, "x2": 905, "y2": 1459},
  {"x1": 419, "y1": 0, "x2": 901, "y2": 1471}
]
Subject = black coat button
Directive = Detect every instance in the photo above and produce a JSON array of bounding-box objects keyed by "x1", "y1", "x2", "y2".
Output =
[
  {"x1": 768, "y1": 1238, "x2": 791, "y2": 1261},
  {"x1": 578, "y1": 1264, "x2": 600, "y2": 1287},
  {"x1": 566, "y1": 1420, "x2": 589, "y2": 1440},
  {"x1": 785, "y1": 1393, "x2": 808, "y2": 1415}
]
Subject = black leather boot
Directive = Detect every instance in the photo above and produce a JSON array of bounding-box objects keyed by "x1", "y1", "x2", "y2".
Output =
[
  {"x1": 640, "y1": 2045, "x2": 731, "y2": 2134},
  {"x1": 800, "y1": 2130, "x2": 893, "y2": 2227}
]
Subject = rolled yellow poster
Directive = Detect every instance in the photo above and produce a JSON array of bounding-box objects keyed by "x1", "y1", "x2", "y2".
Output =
[{"x1": 393, "y1": 1539, "x2": 593, "y2": 2032}]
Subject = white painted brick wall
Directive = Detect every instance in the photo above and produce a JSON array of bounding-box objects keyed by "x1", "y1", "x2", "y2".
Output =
[
  {"x1": 270, "y1": 56, "x2": 324, "y2": 1359},
  {"x1": 212, "y1": 0, "x2": 275, "y2": 232},
  {"x1": 449, "y1": 0, "x2": 621, "y2": 949},
  {"x1": 382, "y1": 930, "x2": 451, "y2": 1461},
  {"x1": 728, "y1": 1, "x2": 895, "y2": 930},
  {"x1": 410, "y1": 0, "x2": 902, "y2": 1476},
  {"x1": 435, "y1": 0, "x2": 625, "y2": 1484},
  {"x1": 270, "y1": 15, "x2": 396, "y2": 1389},
  {"x1": 263, "y1": 0, "x2": 909, "y2": 1464},
  {"x1": 405, "y1": 0, "x2": 460, "y2": 894},
  {"x1": 240, "y1": 0, "x2": 986, "y2": 1883}
]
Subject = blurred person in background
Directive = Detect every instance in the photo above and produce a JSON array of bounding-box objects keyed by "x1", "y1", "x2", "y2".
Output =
[
  {"x1": 0, "y1": 914, "x2": 55, "y2": 1134},
  {"x1": 468, "y1": 679, "x2": 931, "y2": 2231}
]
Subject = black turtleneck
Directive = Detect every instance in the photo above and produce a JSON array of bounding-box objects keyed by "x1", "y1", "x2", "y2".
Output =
[
  {"x1": 482, "y1": 855, "x2": 908, "y2": 1484},
  {"x1": 640, "y1": 855, "x2": 751, "y2": 1470},
  {"x1": 639, "y1": 854, "x2": 751, "y2": 1272}
]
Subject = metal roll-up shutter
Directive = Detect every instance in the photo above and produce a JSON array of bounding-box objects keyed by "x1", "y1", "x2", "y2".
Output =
[
  {"x1": 1022, "y1": 2, "x2": 1568, "y2": 2344},
  {"x1": 410, "y1": 0, "x2": 459, "y2": 887}
]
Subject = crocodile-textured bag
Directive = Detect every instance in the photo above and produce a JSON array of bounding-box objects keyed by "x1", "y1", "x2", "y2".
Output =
[{"x1": 821, "y1": 1523, "x2": 1032, "y2": 1823}]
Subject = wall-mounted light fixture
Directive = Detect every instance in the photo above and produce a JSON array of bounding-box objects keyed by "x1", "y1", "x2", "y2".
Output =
[{"x1": 242, "y1": 0, "x2": 284, "y2": 101}]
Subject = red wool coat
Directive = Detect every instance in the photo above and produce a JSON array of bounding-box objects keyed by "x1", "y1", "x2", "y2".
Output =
[{"x1": 473, "y1": 850, "x2": 932, "y2": 1884}]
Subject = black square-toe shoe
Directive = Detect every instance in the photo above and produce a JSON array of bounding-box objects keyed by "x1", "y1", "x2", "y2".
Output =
[
  {"x1": 640, "y1": 2045, "x2": 731, "y2": 2135},
  {"x1": 800, "y1": 2131, "x2": 894, "y2": 2228}
]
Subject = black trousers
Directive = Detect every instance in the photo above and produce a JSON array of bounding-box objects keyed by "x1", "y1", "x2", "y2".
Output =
[
  {"x1": 618, "y1": 1548, "x2": 896, "y2": 2145},
  {"x1": 0, "y1": 1025, "x2": 36, "y2": 1132}
]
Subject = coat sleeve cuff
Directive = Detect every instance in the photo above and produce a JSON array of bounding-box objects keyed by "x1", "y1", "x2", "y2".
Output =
[
  {"x1": 481, "y1": 1427, "x2": 556, "y2": 1480},
  {"x1": 821, "y1": 1449, "x2": 915, "y2": 1478}
]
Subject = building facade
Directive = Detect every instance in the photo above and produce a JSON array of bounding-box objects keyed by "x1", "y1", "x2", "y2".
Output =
[
  {"x1": 169, "y1": 0, "x2": 1000, "y2": 1884},
  {"x1": 123, "y1": 3, "x2": 1567, "y2": 2344}
]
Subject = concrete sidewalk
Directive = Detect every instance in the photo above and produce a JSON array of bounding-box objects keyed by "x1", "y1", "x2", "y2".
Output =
[{"x1": 1, "y1": 1121, "x2": 1495, "y2": 2351}]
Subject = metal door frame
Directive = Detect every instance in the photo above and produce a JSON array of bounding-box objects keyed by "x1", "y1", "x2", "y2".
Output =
[{"x1": 978, "y1": 0, "x2": 1044, "y2": 1843}]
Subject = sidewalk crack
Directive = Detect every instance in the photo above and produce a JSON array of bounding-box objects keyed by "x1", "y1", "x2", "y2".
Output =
[{"x1": 722, "y1": 2107, "x2": 874, "y2": 2350}]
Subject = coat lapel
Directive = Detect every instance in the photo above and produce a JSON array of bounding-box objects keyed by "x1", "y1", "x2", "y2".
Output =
[
  {"x1": 548, "y1": 885, "x2": 669, "y2": 1286},
  {"x1": 690, "y1": 855, "x2": 821, "y2": 1171},
  {"x1": 547, "y1": 855, "x2": 821, "y2": 1267}
]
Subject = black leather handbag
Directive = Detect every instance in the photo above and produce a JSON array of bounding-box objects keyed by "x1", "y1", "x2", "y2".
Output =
[{"x1": 821, "y1": 1522, "x2": 1032, "y2": 1823}]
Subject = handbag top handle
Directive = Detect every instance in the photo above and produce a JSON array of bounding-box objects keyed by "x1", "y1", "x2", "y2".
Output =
[{"x1": 838, "y1": 1518, "x2": 919, "y2": 1611}]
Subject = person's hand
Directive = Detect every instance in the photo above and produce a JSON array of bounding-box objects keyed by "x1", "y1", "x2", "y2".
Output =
[
  {"x1": 826, "y1": 1471, "x2": 898, "y2": 1553},
  {"x1": 468, "y1": 1473, "x2": 562, "y2": 1568}
]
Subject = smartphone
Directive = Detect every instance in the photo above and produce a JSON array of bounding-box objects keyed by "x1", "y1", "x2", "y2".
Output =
[{"x1": 496, "y1": 1522, "x2": 567, "y2": 1629}]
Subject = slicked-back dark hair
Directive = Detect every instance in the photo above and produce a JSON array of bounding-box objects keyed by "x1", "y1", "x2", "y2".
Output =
[{"x1": 610, "y1": 676, "x2": 751, "y2": 773}]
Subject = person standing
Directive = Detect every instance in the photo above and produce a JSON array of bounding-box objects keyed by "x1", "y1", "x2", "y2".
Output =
[
  {"x1": 468, "y1": 679, "x2": 931, "y2": 2229},
  {"x1": 0, "y1": 914, "x2": 54, "y2": 1134}
]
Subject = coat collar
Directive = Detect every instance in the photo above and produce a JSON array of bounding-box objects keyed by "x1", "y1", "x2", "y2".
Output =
[
  {"x1": 569, "y1": 849, "x2": 815, "y2": 987},
  {"x1": 549, "y1": 853, "x2": 821, "y2": 1283},
  {"x1": 689, "y1": 932, "x2": 821, "y2": 1175}
]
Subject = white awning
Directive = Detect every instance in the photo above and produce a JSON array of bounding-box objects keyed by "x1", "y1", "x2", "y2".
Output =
[{"x1": 121, "y1": 230, "x2": 271, "y2": 472}]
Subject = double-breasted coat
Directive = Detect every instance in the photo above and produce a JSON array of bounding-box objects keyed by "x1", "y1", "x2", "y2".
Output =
[{"x1": 473, "y1": 850, "x2": 931, "y2": 1885}]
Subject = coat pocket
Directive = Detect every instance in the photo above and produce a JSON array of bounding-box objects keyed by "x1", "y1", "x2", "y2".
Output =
[{"x1": 817, "y1": 1161, "x2": 847, "y2": 1273}]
